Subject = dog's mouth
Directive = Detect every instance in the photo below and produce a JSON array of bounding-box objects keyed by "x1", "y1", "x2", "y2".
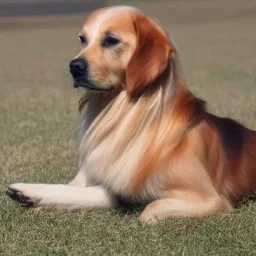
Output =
[{"x1": 73, "y1": 77, "x2": 114, "y2": 92}]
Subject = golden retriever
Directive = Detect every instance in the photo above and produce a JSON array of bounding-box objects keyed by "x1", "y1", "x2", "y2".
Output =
[{"x1": 7, "y1": 6, "x2": 256, "y2": 223}]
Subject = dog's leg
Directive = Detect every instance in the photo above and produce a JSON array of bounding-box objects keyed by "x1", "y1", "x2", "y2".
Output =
[
  {"x1": 68, "y1": 165, "x2": 89, "y2": 187},
  {"x1": 7, "y1": 184, "x2": 117, "y2": 210},
  {"x1": 140, "y1": 194, "x2": 233, "y2": 224}
]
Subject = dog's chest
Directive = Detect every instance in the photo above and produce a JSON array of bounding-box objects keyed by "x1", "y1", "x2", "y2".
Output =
[
  {"x1": 83, "y1": 135, "x2": 166, "y2": 202},
  {"x1": 80, "y1": 92, "x2": 167, "y2": 200},
  {"x1": 84, "y1": 134, "x2": 145, "y2": 197}
]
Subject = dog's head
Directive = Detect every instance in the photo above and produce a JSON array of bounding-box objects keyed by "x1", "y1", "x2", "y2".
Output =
[{"x1": 69, "y1": 6, "x2": 175, "y2": 97}]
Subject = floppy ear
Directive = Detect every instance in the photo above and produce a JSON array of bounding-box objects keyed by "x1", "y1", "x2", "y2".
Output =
[{"x1": 126, "y1": 15, "x2": 173, "y2": 97}]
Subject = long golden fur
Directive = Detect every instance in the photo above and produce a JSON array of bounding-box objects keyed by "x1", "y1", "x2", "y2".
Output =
[{"x1": 7, "y1": 6, "x2": 256, "y2": 223}]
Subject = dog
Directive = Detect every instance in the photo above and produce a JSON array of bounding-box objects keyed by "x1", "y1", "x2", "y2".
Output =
[{"x1": 7, "y1": 6, "x2": 256, "y2": 223}]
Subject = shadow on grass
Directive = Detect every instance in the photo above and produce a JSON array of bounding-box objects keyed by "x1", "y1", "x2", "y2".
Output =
[
  {"x1": 115, "y1": 196, "x2": 146, "y2": 216},
  {"x1": 235, "y1": 195, "x2": 256, "y2": 208}
]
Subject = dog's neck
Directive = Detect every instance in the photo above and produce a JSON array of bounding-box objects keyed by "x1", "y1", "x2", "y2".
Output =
[
  {"x1": 79, "y1": 55, "x2": 205, "y2": 160},
  {"x1": 78, "y1": 89, "x2": 121, "y2": 139},
  {"x1": 78, "y1": 55, "x2": 206, "y2": 196}
]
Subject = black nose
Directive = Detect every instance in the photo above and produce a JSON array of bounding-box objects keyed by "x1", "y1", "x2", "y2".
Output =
[{"x1": 69, "y1": 58, "x2": 88, "y2": 75}]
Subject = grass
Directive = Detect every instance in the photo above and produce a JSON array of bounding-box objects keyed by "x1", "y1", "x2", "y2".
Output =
[{"x1": 1, "y1": 0, "x2": 256, "y2": 255}]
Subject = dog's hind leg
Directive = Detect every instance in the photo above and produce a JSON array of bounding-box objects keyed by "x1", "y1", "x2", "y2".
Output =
[
  {"x1": 7, "y1": 183, "x2": 117, "y2": 210},
  {"x1": 139, "y1": 193, "x2": 233, "y2": 224}
]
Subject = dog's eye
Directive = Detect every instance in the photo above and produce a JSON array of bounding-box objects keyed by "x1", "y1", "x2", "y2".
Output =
[
  {"x1": 102, "y1": 36, "x2": 120, "y2": 48},
  {"x1": 78, "y1": 36, "x2": 87, "y2": 46}
]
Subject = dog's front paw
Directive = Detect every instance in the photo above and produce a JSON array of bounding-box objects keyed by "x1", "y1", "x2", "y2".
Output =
[{"x1": 6, "y1": 183, "x2": 41, "y2": 207}]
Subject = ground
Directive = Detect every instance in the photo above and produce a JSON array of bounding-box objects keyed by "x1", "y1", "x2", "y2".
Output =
[{"x1": 0, "y1": 0, "x2": 256, "y2": 255}]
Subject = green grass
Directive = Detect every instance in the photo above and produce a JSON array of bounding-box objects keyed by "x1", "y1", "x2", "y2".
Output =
[{"x1": 1, "y1": 1, "x2": 256, "y2": 255}]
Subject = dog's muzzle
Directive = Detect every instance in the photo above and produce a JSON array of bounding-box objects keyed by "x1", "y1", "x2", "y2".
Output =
[
  {"x1": 69, "y1": 58, "x2": 88, "y2": 88},
  {"x1": 69, "y1": 58, "x2": 113, "y2": 91}
]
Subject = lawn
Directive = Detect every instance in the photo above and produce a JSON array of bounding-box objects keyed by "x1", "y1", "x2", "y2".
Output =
[{"x1": 1, "y1": 0, "x2": 256, "y2": 255}]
